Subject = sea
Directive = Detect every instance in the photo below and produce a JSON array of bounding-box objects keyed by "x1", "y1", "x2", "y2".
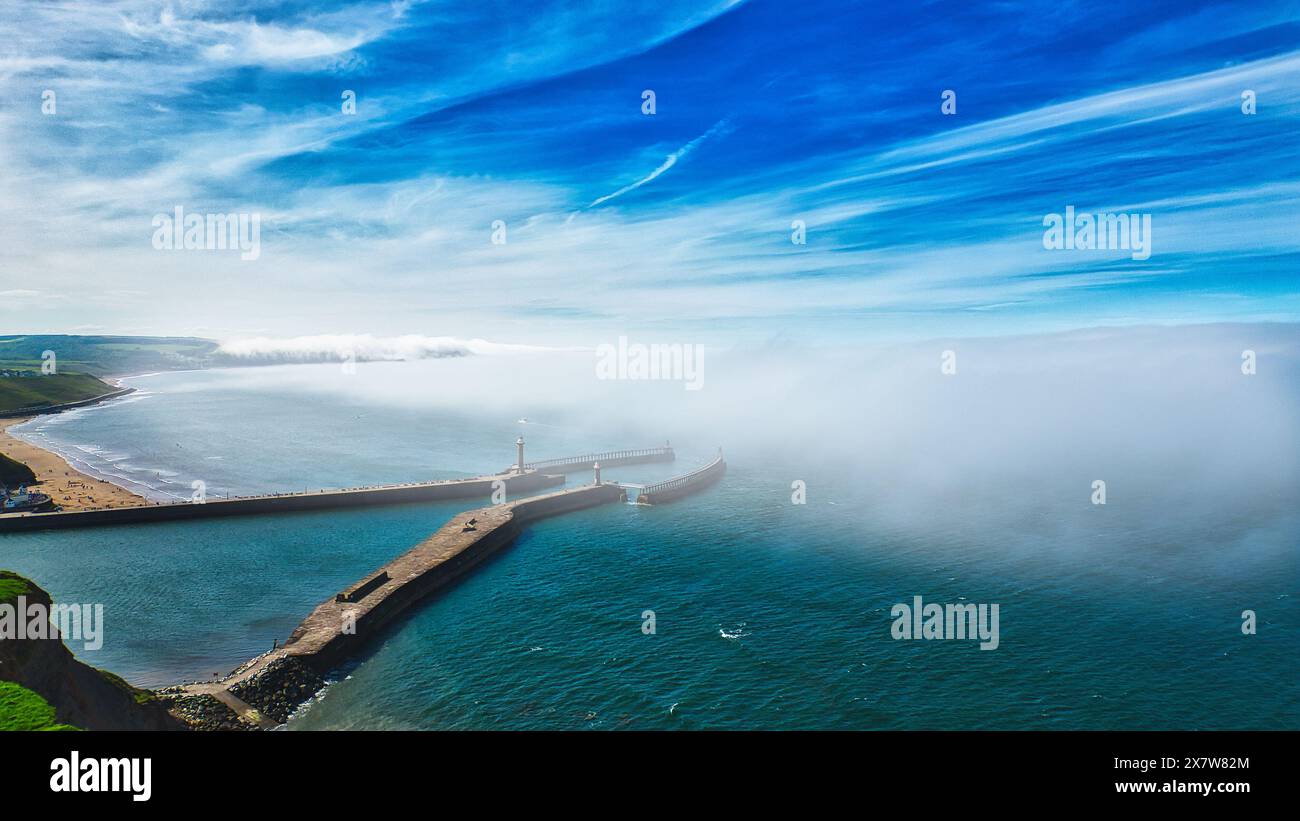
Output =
[{"x1": 1, "y1": 351, "x2": 1297, "y2": 730}]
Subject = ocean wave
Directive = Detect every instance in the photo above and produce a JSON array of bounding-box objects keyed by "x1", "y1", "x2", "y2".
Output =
[
  {"x1": 719, "y1": 623, "x2": 751, "y2": 641},
  {"x1": 9, "y1": 428, "x2": 180, "y2": 503}
]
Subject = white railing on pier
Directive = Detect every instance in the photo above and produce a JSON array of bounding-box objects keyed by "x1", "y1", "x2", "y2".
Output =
[{"x1": 638, "y1": 453, "x2": 725, "y2": 498}]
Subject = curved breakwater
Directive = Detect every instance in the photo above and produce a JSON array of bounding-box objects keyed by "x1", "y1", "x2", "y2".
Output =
[{"x1": 636, "y1": 452, "x2": 726, "y2": 505}]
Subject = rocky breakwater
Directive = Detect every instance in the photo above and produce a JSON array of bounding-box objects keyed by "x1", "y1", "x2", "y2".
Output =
[
  {"x1": 155, "y1": 691, "x2": 253, "y2": 731},
  {"x1": 227, "y1": 657, "x2": 327, "y2": 724}
]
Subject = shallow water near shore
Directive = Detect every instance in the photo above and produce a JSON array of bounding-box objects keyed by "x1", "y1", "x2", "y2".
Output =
[{"x1": 1, "y1": 356, "x2": 1297, "y2": 729}]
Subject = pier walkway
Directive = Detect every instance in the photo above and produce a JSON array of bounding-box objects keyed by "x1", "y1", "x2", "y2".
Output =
[
  {"x1": 636, "y1": 451, "x2": 726, "y2": 505},
  {"x1": 174, "y1": 482, "x2": 626, "y2": 719},
  {"x1": 0, "y1": 470, "x2": 562, "y2": 532},
  {"x1": 165, "y1": 448, "x2": 728, "y2": 728},
  {"x1": 0, "y1": 444, "x2": 674, "y2": 532},
  {"x1": 516, "y1": 445, "x2": 674, "y2": 474}
]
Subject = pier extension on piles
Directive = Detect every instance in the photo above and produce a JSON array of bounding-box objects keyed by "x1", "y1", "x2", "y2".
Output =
[{"x1": 636, "y1": 450, "x2": 726, "y2": 505}]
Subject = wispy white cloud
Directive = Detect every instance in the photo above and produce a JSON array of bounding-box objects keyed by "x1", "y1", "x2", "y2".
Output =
[
  {"x1": 0, "y1": 1, "x2": 1296, "y2": 342},
  {"x1": 588, "y1": 119, "x2": 729, "y2": 208},
  {"x1": 874, "y1": 51, "x2": 1300, "y2": 167},
  {"x1": 118, "y1": 2, "x2": 402, "y2": 67}
]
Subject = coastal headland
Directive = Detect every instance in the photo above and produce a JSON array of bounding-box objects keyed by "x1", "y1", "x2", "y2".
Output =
[
  {"x1": 0, "y1": 385, "x2": 135, "y2": 420},
  {"x1": 0, "y1": 571, "x2": 184, "y2": 731},
  {"x1": 0, "y1": 363, "x2": 146, "y2": 512}
]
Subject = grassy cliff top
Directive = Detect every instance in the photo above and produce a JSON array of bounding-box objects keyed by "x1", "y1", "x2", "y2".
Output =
[
  {"x1": 0, "y1": 334, "x2": 217, "y2": 378},
  {"x1": 0, "y1": 572, "x2": 73, "y2": 731},
  {"x1": 0, "y1": 371, "x2": 118, "y2": 414},
  {"x1": 0, "y1": 681, "x2": 80, "y2": 731},
  {"x1": 0, "y1": 570, "x2": 32, "y2": 605}
]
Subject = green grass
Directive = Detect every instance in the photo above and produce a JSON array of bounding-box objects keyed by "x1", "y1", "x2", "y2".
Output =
[
  {"x1": 0, "y1": 570, "x2": 32, "y2": 606},
  {"x1": 0, "y1": 335, "x2": 217, "y2": 378},
  {"x1": 0, "y1": 681, "x2": 79, "y2": 731},
  {"x1": 0, "y1": 371, "x2": 115, "y2": 414},
  {"x1": 96, "y1": 668, "x2": 157, "y2": 705}
]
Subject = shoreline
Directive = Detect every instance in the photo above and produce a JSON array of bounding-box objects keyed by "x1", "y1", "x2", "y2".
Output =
[
  {"x1": 0, "y1": 375, "x2": 156, "y2": 511},
  {"x1": 1, "y1": 415, "x2": 152, "y2": 512},
  {"x1": 0, "y1": 385, "x2": 136, "y2": 420}
]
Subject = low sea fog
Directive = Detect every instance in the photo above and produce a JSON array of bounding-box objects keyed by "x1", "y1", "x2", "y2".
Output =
[
  {"x1": 211, "y1": 322, "x2": 1300, "y2": 579},
  {"x1": 12, "y1": 321, "x2": 1297, "y2": 588}
]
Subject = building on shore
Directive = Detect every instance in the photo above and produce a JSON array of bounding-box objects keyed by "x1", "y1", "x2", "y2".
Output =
[{"x1": 1, "y1": 485, "x2": 57, "y2": 514}]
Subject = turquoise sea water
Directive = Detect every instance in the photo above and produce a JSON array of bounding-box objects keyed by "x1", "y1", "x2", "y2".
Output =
[{"x1": 1, "y1": 360, "x2": 1297, "y2": 730}]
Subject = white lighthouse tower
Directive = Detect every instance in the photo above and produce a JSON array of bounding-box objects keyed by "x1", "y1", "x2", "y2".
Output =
[
  {"x1": 592, "y1": 461, "x2": 601, "y2": 485},
  {"x1": 515, "y1": 435, "x2": 525, "y2": 473}
]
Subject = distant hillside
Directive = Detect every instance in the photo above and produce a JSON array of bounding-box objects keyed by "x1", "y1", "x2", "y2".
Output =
[
  {"x1": 0, "y1": 335, "x2": 220, "y2": 415},
  {"x1": 0, "y1": 371, "x2": 122, "y2": 415},
  {"x1": 0, "y1": 334, "x2": 218, "y2": 377}
]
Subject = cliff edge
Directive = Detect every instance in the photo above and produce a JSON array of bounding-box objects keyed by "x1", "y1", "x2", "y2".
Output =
[{"x1": 0, "y1": 570, "x2": 184, "y2": 731}]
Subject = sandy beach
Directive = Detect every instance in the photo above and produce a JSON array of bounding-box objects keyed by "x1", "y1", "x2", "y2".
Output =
[{"x1": 1, "y1": 416, "x2": 149, "y2": 511}]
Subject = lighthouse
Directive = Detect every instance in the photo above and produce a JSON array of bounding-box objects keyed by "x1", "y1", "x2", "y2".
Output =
[
  {"x1": 515, "y1": 435, "x2": 525, "y2": 473},
  {"x1": 593, "y1": 461, "x2": 601, "y2": 485}
]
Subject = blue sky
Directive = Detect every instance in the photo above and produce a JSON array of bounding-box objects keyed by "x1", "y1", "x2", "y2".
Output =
[{"x1": 1, "y1": 0, "x2": 1297, "y2": 346}]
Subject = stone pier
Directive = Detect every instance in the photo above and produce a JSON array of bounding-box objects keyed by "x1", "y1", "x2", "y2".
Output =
[
  {"x1": 0, "y1": 444, "x2": 676, "y2": 532},
  {"x1": 173, "y1": 482, "x2": 626, "y2": 724}
]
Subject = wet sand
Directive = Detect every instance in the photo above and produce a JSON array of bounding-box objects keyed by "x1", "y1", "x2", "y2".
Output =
[{"x1": 1, "y1": 417, "x2": 150, "y2": 511}]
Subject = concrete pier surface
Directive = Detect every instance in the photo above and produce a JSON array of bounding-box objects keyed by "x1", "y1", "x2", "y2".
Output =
[
  {"x1": 0, "y1": 445, "x2": 673, "y2": 532},
  {"x1": 283, "y1": 482, "x2": 624, "y2": 669},
  {"x1": 174, "y1": 482, "x2": 626, "y2": 719},
  {"x1": 162, "y1": 451, "x2": 728, "y2": 728},
  {"x1": 517, "y1": 445, "x2": 674, "y2": 474},
  {"x1": 0, "y1": 469, "x2": 563, "y2": 532}
]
